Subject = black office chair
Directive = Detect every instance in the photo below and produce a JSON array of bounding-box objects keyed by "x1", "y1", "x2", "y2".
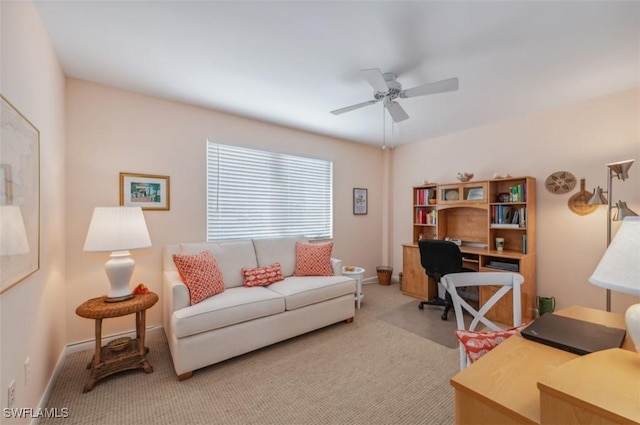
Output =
[{"x1": 418, "y1": 239, "x2": 475, "y2": 321}]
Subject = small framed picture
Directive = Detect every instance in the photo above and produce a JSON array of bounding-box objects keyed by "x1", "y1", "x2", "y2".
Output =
[
  {"x1": 467, "y1": 188, "x2": 484, "y2": 200},
  {"x1": 120, "y1": 172, "x2": 170, "y2": 211},
  {"x1": 353, "y1": 188, "x2": 368, "y2": 215}
]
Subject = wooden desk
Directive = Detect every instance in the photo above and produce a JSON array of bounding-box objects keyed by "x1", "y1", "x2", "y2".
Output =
[
  {"x1": 538, "y1": 348, "x2": 640, "y2": 424},
  {"x1": 449, "y1": 306, "x2": 637, "y2": 425},
  {"x1": 402, "y1": 243, "x2": 536, "y2": 323}
]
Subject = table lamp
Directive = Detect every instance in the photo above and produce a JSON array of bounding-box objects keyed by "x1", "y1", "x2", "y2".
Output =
[
  {"x1": 83, "y1": 206, "x2": 151, "y2": 302},
  {"x1": 0, "y1": 205, "x2": 30, "y2": 256},
  {"x1": 589, "y1": 216, "x2": 640, "y2": 352}
]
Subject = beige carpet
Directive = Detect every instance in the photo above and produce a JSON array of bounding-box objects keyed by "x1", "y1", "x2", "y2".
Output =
[
  {"x1": 38, "y1": 283, "x2": 459, "y2": 425},
  {"x1": 377, "y1": 300, "x2": 461, "y2": 348}
]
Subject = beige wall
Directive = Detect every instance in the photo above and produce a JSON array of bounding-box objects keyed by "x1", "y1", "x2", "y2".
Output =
[
  {"x1": 391, "y1": 88, "x2": 640, "y2": 315},
  {"x1": 65, "y1": 79, "x2": 384, "y2": 343},
  {"x1": 0, "y1": 1, "x2": 67, "y2": 417}
]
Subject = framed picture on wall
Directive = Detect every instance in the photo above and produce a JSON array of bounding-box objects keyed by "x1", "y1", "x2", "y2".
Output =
[
  {"x1": 120, "y1": 172, "x2": 170, "y2": 211},
  {"x1": 1, "y1": 94, "x2": 40, "y2": 294},
  {"x1": 353, "y1": 188, "x2": 368, "y2": 215}
]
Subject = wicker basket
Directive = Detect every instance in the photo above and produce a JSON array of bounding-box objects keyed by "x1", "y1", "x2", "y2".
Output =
[{"x1": 376, "y1": 266, "x2": 393, "y2": 286}]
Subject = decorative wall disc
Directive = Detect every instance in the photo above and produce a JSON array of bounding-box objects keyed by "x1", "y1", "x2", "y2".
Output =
[{"x1": 545, "y1": 171, "x2": 576, "y2": 194}]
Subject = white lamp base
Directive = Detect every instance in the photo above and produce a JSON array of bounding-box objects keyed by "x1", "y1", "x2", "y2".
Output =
[
  {"x1": 104, "y1": 251, "x2": 135, "y2": 302},
  {"x1": 625, "y1": 304, "x2": 640, "y2": 353}
]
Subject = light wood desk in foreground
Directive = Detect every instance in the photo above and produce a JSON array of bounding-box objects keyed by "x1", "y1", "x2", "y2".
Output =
[{"x1": 450, "y1": 306, "x2": 639, "y2": 425}]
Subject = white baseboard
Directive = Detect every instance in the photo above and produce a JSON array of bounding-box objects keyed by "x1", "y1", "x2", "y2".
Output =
[
  {"x1": 363, "y1": 274, "x2": 401, "y2": 284},
  {"x1": 31, "y1": 326, "x2": 164, "y2": 425}
]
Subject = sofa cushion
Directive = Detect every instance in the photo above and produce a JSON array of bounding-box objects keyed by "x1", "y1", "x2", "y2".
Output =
[
  {"x1": 266, "y1": 275, "x2": 355, "y2": 310},
  {"x1": 172, "y1": 286, "x2": 285, "y2": 338},
  {"x1": 294, "y1": 241, "x2": 334, "y2": 276},
  {"x1": 252, "y1": 235, "x2": 306, "y2": 277},
  {"x1": 242, "y1": 263, "x2": 284, "y2": 287},
  {"x1": 172, "y1": 251, "x2": 225, "y2": 305},
  {"x1": 181, "y1": 240, "x2": 257, "y2": 288}
]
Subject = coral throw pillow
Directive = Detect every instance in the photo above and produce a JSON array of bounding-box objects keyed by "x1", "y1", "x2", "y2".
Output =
[
  {"x1": 242, "y1": 263, "x2": 284, "y2": 287},
  {"x1": 172, "y1": 251, "x2": 225, "y2": 305},
  {"x1": 294, "y1": 241, "x2": 333, "y2": 276},
  {"x1": 455, "y1": 323, "x2": 529, "y2": 365}
]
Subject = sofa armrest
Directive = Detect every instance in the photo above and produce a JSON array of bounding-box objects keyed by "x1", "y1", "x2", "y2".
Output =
[
  {"x1": 163, "y1": 270, "x2": 190, "y2": 326},
  {"x1": 331, "y1": 258, "x2": 343, "y2": 276}
]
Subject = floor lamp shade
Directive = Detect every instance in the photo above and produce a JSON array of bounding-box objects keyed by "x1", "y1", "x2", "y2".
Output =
[
  {"x1": 589, "y1": 216, "x2": 640, "y2": 351},
  {"x1": 84, "y1": 207, "x2": 151, "y2": 302}
]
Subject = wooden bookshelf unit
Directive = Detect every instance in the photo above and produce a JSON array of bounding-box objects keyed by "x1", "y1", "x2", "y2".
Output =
[{"x1": 403, "y1": 176, "x2": 536, "y2": 324}]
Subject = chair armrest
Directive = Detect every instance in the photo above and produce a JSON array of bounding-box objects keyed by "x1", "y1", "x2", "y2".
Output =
[
  {"x1": 163, "y1": 270, "x2": 190, "y2": 327},
  {"x1": 331, "y1": 258, "x2": 343, "y2": 276}
]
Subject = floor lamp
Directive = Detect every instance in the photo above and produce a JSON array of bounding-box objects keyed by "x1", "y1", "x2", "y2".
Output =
[{"x1": 588, "y1": 159, "x2": 638, "y2": 311}]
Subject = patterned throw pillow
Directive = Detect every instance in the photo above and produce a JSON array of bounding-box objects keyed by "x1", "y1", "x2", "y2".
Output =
[
  {"x1": 172, "y1": 251, "x2": 225, "y2": 305},
  {"x1": 455, "y1": 323, "x2": 529, "y2": 364},
  {"x1": 293, "y1": 241, "x2": 334, "y2": 276},
  {"x1": 242, "y1": 263, "x2": 284, "y2": 287}
]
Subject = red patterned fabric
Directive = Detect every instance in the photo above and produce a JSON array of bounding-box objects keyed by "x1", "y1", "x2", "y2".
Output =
[
  {"x1": 293, "y1": 241, "x2": 333, "y2": 276},
  {"x1": 455, "y1": 323, "x2": 529, "y2": 364},
  {"x1": 242, "y1": 263, "x2": 284, "y2": 287},
  {"x1": 172, "y1": 251, "x2": 225, "y2": 305}
]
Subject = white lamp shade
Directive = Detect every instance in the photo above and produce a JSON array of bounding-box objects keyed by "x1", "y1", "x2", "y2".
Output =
[
  {"x1": 84, "y1": 207, "x2": 151, "y2": 252},
  {"x1": 589, "y1": 216, "x2": 640, "y2": 296},
  {"x1": 0, "y1": 205, "x2": 30, "y2": 256}
]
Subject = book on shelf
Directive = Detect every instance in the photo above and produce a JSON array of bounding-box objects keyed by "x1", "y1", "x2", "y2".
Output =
[
  {"x1": 491, "y1": 205, "x2": 526, "y2": 227},
  {"x1": 509, "y1": 183, "x2": 526, "y2": 202},
  {"x1": 415, "y1": 208, "x2": 437, "y2": 225},
  {"x1": 416, "y1": 188, "x2": 435, "y2": 206}
]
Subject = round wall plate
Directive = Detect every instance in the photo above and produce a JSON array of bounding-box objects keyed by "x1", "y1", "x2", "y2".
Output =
[
  {"x1": 445, "y1": 190, "x2": 459, "y2": 201},
  {"x1": 545, "y1": 171, "x2": 576, "y2": 194}
]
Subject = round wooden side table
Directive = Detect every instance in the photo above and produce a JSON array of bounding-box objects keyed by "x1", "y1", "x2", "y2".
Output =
[{"x1": 75, "y1": 292, "x2": 158, "y2": 392}]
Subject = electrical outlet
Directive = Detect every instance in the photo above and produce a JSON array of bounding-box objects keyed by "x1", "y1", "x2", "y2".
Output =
[
  {"x1": 7, "y1": 380, "x2": 15, "y2": 409},
  {"x1": 24, "y1": 357, "x2": 31, "y2": 385}
]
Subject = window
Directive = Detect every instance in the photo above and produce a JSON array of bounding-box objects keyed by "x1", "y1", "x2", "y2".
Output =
[{"x1": 206, "y1": 142, "x2": 333, "y2": 241}]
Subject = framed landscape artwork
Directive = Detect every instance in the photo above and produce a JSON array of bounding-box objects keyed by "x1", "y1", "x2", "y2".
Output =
[
  {"x1": 353, "y1": 188, "x2": 368, "y2": 215},
  {"x1": 1, "y1": 94, "x2": 40, "y2": 294},
  {"x1": 120, "y1": 172, "x2": 170, "y2": 211}
]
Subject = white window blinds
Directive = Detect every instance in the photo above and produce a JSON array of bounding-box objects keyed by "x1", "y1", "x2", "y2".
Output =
[{"x1": 206, "y1": 142, "x2": 333, "y2": 241}]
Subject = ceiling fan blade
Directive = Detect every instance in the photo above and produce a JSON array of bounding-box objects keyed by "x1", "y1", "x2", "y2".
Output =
[
  {"x1": 401, "y1": 77, "x2": 459, "y2": 98},
  {"x1": 330, "y1": 100, "x2": 378, "y2": 115},
  {"x1": 360, "y1": 68, "x2": 390, "y2": 93},
  {"x1": 385, "y1": 101, "x2": 409, "y2": 122}
]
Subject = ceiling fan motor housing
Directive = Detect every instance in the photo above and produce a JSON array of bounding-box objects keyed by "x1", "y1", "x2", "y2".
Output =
[{"x1": 374, "y1": 75, "x2": 402, "y2": 100}]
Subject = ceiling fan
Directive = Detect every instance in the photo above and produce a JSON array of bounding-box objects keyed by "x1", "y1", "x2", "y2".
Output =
[{"x1": 331, "y1": 68, "x2": 459, "y2": 123}]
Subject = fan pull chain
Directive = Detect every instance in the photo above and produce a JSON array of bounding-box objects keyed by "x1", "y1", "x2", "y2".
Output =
[{"x1": 382, "y1": 105, "x2": 386, "y2": 150}]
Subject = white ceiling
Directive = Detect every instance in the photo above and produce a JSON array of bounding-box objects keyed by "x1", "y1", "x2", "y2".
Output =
[{"x1": 34, "y1": 0, "x2": 640, "y2": 147}]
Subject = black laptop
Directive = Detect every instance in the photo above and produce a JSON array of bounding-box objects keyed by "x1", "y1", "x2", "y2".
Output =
[{"x1": 521, "y1": 313, "x2": 626, "y2": 355}]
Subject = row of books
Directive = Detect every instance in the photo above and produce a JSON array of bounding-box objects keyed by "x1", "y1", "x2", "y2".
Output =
[
  {"x1": 415, "y1": 208, "x2": 437, "y2": 225},
  {"x1": 491, "y1": 205, "x2": 527, "y2": 227},
  {"x1": 415, "y1": 188, "x2": 436, "y2": 206},
  {"x1": 506, "y1": 183, "x2": 526, "y2": 202}
]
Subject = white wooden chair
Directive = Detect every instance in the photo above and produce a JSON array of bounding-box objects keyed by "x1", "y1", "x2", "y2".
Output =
[{"x1": 442, "y1": 272, "x2": 524, "y2": 370}]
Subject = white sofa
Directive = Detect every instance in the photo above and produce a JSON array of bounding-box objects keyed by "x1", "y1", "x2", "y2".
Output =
[{"x1": 163, "y1": 236, "x2": 356, "y2": 379}]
